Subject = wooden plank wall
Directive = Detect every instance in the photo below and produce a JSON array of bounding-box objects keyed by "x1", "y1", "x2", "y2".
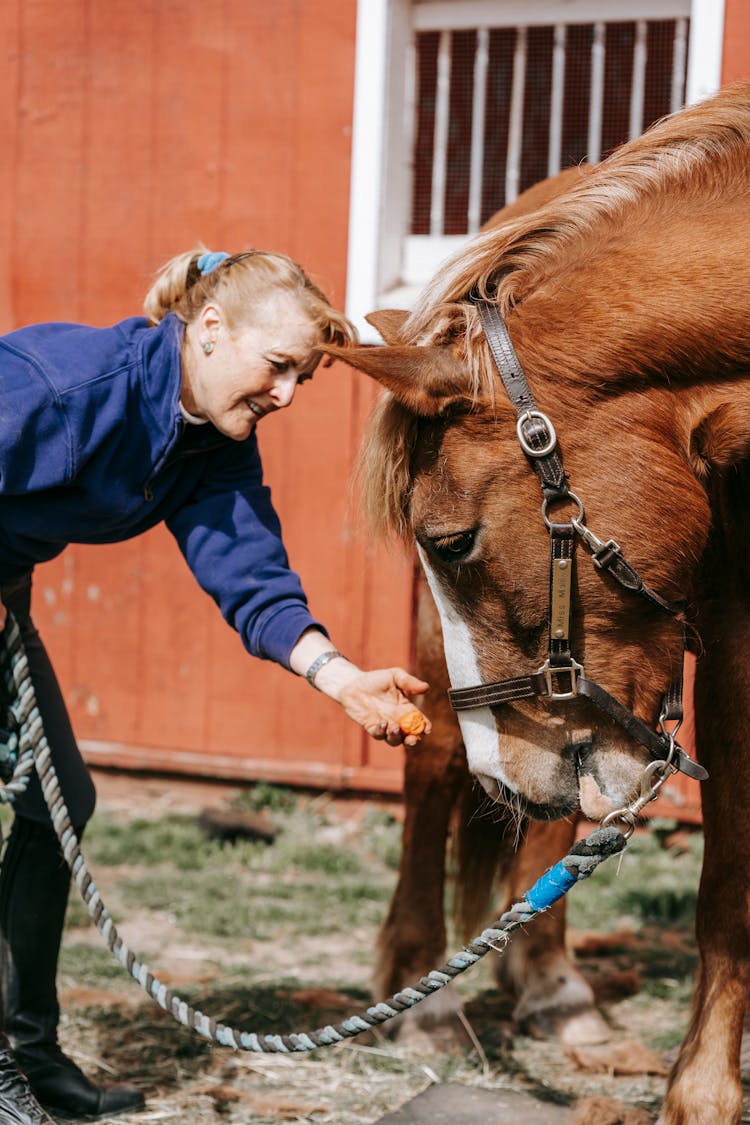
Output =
[
  {"x1": 723, "y1": 0, "x2": 750, "y2": 88},
  {"x1": 0, "y1": 0, "x2": 414, "y2": 793}
]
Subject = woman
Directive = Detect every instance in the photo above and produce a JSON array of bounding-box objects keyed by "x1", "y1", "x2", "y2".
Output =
[{"x1": 0, "y1": 248, "x2": 431, "y2": 1123}]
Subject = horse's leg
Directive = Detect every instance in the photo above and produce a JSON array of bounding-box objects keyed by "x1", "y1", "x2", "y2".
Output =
[
  {"x1": 372, "y1": 697, "x2": 468, "y2": 1041},
  {"x1": 494, "y1": 817, "x2": 612, "y2": 1047},
  {"x1": 661, "y1": 609, "x2": 750, "y2": 1125},
  {"x1": 380, "y1": 579, "x2": 611, "y2": 1048},
  {"x1": 372, "y1": 581, "x2": 468, "y2": 1043}
]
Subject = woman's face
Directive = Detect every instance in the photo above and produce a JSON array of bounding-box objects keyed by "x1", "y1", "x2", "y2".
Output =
[{"x1": 182, "y1": 291, "x2": 320, "y2": 440}]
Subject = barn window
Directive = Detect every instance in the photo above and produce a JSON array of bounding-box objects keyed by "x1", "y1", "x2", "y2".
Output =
[
  {"x1": 346, "y1": 0, "x2": 725, "y2": 340},
  {"x1": 411, "y1": 17, "x2": 688, "y2": 235}
]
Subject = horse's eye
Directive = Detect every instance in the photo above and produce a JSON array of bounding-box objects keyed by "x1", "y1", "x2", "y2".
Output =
[{"x1": 427, "y1": 529, "x2": 477, "y2": 564}]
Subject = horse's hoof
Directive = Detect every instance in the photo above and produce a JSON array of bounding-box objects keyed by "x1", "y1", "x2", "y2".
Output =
[
  {"x1": 556, "y1": 1006, "x2": 612, "y2": 1047},
  {"x1": 572, "y1": 1095, "x2": 653, "y2": 1124},
  {"x1": 395, "y1": 1018, "x2": 474, "y2": 1055},
  {"x1": 385, "y1": 985, "x2": 475, "y2": 1053},
  {"x1": 565, "y1": 1037, "x2": 668, "y2": 1077}
]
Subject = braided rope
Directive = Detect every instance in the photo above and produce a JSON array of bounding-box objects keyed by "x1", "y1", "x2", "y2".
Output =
[
  {"x1": 0, "y1": 613, "x2": 628, "y2": 1053},
  {"x1": 0, "y1": 617, "x2": 42, "y2": 803}
]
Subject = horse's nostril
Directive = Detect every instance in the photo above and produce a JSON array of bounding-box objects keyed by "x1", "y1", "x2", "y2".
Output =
[
  {"x1": 572, "y1": 743, "x2": 592, "y2": 772},
  {"x1": 578, "y1": 773, "x2": 615, "y2": 819}
]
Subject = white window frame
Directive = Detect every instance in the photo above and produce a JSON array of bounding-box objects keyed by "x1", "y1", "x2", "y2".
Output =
[{"x1": 346, "y1": 0, "x2": 725, "y2": 342}]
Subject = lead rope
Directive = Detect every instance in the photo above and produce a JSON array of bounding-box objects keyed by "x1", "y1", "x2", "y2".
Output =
[{"x1": 0, "y1": 614, "x2": 640, "y2": 1054}]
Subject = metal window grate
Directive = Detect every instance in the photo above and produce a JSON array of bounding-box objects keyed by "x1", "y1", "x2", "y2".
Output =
[{"x1": 411, "y1": 18, "x2": 689, "y2": 236}]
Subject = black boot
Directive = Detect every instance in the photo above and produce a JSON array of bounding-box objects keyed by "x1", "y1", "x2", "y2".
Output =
[
  {"x1": 0, "y1": 1034, "x2": 57, "y2": 1124},
  {"x1": 0, "y1": 818, "x2": 145, "y2": 1119}
]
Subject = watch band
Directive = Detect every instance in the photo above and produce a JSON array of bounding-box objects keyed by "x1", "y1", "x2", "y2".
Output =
[{"x1": 305, "y1": 650, "x2": 346, "y2": 689}]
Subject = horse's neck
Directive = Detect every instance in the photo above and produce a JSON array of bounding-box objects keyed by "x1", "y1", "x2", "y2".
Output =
[{"x1": 514, "y1": 186, "x2": 750, "y2": 392}]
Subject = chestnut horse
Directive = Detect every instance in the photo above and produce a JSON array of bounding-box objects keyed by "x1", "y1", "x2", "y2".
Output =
[
  {"x1": 330, "y1": 84, "x2": 750, "y2": 1124},
  {"x1": 373, "y1": 167, "x2": 613, "y2": 1053}
]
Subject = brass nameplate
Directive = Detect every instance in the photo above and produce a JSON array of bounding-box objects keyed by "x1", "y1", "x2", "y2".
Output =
[{"x1": 551, "y1": 558, "x2": 572, "y2": 640}]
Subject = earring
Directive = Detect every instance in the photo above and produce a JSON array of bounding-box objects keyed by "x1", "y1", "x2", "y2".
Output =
[{"x1": 202, "y1": 340, "x2": 214, "y2": 355}]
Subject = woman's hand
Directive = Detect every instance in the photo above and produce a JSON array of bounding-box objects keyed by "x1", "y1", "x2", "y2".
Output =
[
  {"x1": 289, "y1": 630, "x2": 431, "y2": 746},
  {"x1": 334, "y1": 667, "x2": 431, "y2": 747},
  {"x1": 0, "y1": 600, "x2": 5, "y2": 631}
]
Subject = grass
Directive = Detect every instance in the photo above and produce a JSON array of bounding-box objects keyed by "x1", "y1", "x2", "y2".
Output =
[
  {"x1": 116, "y1": 867, "x2": 388, "y2": 940},
  {"x1": 67, "y1": 795, "x2": 398, "y2": 942},
  {"x1": 566, "y1": 821, "x2": 703, "y2": 930}
]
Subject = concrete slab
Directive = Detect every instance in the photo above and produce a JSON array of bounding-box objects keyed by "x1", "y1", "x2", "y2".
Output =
[{"x1": 375, "y1": 1083, "x2": 572, "y2": 1124}]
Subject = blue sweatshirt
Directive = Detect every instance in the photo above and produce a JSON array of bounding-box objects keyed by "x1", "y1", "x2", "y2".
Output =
[{"x1": 0, "y1": 314, "x2": 326, "y2": 667}]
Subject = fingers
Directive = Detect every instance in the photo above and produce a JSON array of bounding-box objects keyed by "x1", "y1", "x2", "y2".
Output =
[
  {"x1": 387, "y1": 715, "x2": 431, "y2": 746},
  {"x1": 392, "y1": 669, "x2": 429, "y2": 695},
  {"x1": 367, "y1": 724, "x2": 411, "y2": 746},
  {"x1": 385, "y1": 725, "x2": 403, "y2": 747},
  {"x1": 364, "y1": 718, "x2": 430, "y2": 746}
]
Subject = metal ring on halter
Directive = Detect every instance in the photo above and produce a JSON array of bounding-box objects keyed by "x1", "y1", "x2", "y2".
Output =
[
  {"x1": 541, "y1": 490, "x2": 584, "y2": 529},
  {"x1": 659, "y1": 706, "x2": 683, "y2": 744},
  {"x1": 600, "y1": 758, "x2": 675, "y2": 839},
  {"x1": 516, "y1": 410, "x2": 557, "y2": 457}
]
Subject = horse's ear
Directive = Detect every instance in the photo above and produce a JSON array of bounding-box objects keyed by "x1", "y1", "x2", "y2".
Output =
[
  {"x1": 688, "y1": 398, "x2": 750, "y2": 478},
  {"x1": 364, "y1": 309, "x2": 410, "y2": 344},
  {"x1": 319, "y1": 343, "x2": 470, "y2": 416}
]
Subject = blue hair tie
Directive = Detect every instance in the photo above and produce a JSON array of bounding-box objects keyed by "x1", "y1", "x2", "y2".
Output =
[{"x1": 197, "y1": 251, "x2": 230, "y2": 276}]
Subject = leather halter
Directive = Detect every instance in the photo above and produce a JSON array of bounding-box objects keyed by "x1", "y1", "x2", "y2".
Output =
[{"x1": 447, "y1": 301, "x2": 707, "y2": 783}]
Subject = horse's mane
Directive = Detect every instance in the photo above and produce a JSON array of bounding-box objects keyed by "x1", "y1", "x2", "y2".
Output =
[{"x1": 360, "y1": 83, "x2": 750, "y2": 537}]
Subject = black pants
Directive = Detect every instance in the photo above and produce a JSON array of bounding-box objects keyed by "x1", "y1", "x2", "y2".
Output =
[{"x1": 0, "y1": 577, "x2": 96, "y2": 828}]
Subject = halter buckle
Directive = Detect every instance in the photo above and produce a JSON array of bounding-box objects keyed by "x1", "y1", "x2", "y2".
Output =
[
  {"x1": 538, "y1": 659, "x2": 583, "y2": 700},
  {"x1": 516, "y1": 411, "x2": 557, "y2": 457}
]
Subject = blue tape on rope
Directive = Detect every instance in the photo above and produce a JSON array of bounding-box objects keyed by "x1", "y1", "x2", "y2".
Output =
[{"x1": 525, "y1": 859, "x2": 577, "y2": 912}]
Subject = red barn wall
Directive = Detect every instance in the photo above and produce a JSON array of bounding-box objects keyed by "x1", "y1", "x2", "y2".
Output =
[
  {"x1": 0, "y1": 0, "x2": 414, "y2": 794},
  {"x1": 724, "y1": 0, "x2": 750, "y2": 85}
]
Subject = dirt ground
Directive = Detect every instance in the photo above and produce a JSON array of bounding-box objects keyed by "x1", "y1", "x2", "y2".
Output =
[{"x1": 27, "y1": 768, "x2": 749, "y2": 1125}]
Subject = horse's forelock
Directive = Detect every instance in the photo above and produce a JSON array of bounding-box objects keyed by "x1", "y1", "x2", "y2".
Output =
[
  {"x1": 359, "y1": 312, "x2": 503, "y2": 539},
  {"x1": 357, "y1": 394, "x2": 419, "y2": 539}
]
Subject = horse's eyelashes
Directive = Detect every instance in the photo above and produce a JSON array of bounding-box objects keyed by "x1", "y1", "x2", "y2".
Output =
[{"x1": 426, "y1": 529, "x2": 477, "y2": 564}]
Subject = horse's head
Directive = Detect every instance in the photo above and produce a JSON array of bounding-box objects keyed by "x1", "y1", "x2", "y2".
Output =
[{"x1": 327, "y1": 276, "x2": 750, "y2": 822}]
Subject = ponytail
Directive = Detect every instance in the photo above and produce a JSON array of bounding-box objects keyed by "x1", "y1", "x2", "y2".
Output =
[{"x1": 143, "y1": 245, "x2": 356, "y2": 349}]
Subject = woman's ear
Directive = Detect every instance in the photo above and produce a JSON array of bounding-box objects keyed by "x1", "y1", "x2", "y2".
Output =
[
  {"x1": 196, "y1": 302, "x2": 223, "y2": 341},
  {"x1": 688, "y1": 395, "x2": 750, "y2": 479},
  {"x1": 318, "y1": 342, "x2": 472, "y2": 417}
]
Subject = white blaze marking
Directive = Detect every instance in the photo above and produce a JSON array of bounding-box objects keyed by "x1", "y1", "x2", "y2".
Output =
[{"x1": 418, "y1": 549, "x2": 511, "y2": 788}]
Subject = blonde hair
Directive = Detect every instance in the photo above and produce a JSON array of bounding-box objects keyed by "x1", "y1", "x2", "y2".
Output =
[{"x1": 143, "y1": 245, "x2": 356, "y2": 348}]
